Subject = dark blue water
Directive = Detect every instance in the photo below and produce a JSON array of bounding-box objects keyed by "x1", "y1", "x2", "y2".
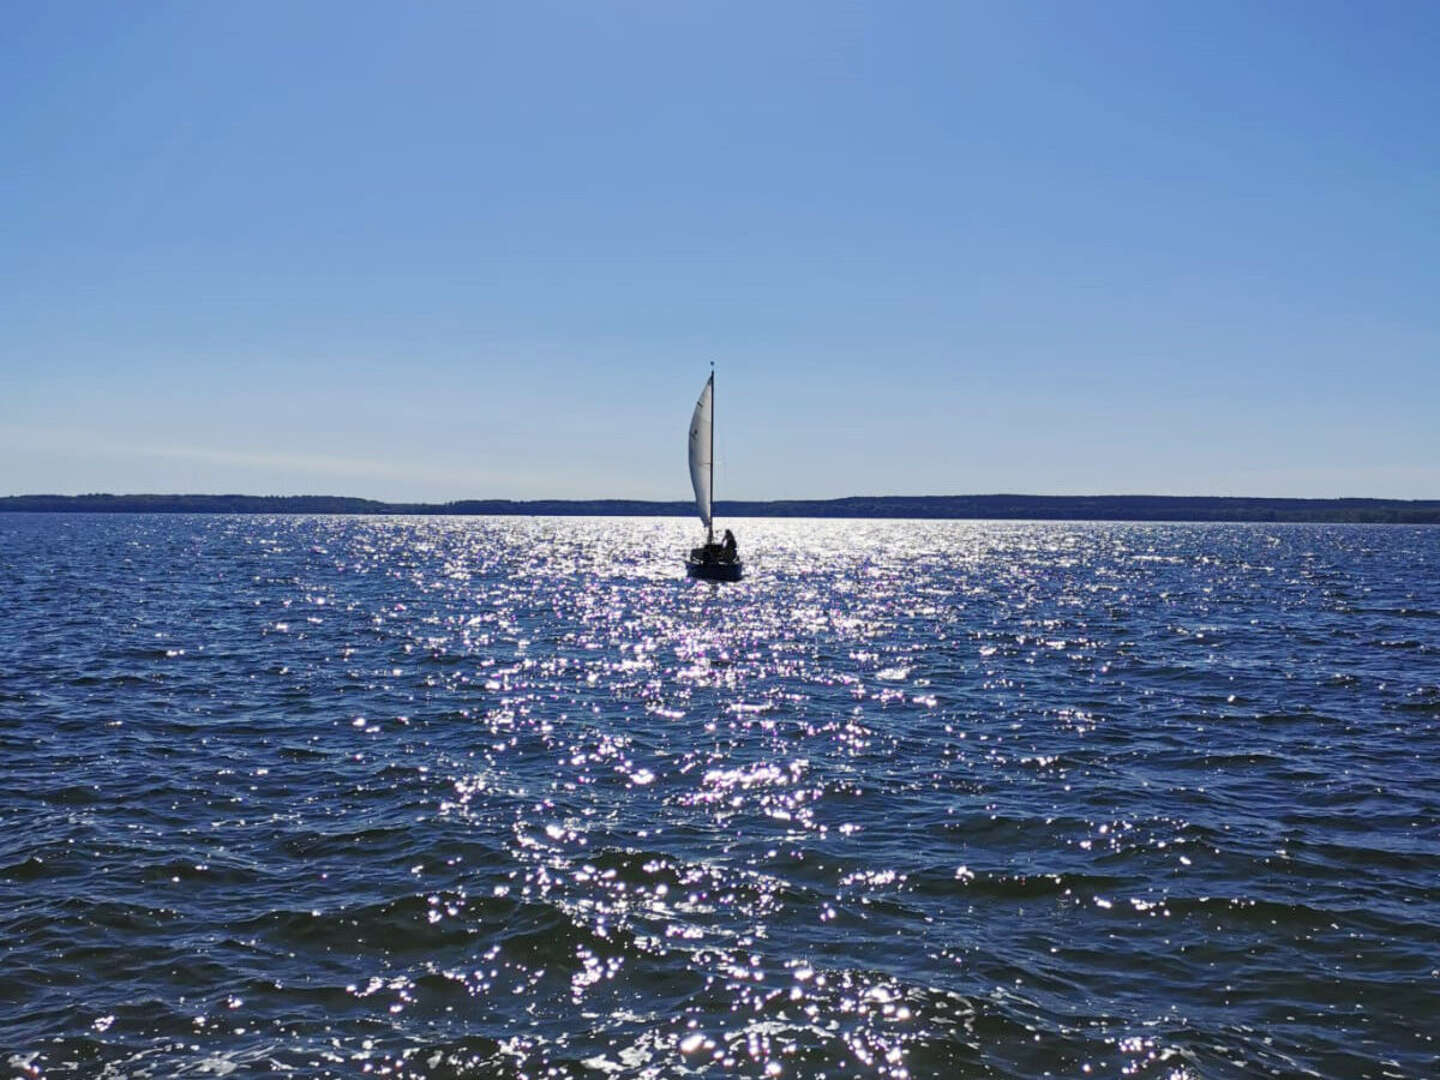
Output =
[{"x1": 2, "y1": 515, "x2": 1437, "y2": 1078}]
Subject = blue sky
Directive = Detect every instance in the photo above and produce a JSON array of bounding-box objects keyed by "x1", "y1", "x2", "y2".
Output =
[{"x1": 2, "y1": 1, "x2": 1436, "y2": 501}]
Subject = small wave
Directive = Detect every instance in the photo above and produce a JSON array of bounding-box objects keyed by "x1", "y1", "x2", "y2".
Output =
[{"x1": 1, "y1": 855, "x2": 52, "y2": 881}]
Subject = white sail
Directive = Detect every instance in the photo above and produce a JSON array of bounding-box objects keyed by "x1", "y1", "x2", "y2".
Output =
[{"x1": 688, "y1": 375, "x2": 713, "y2": 530}]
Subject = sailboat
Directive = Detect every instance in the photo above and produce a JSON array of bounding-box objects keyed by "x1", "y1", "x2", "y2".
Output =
[{"x1": 685, "y1": 368, "x2": 743, "y2": 582}]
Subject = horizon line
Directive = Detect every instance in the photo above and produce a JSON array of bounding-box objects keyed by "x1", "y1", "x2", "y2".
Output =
[
  {"x1": 3, "y1": 491, "x2": 1439, "y2": 527},
  {"x1": 4, "y1": 491, "x2": 1440, "y2": 504}
]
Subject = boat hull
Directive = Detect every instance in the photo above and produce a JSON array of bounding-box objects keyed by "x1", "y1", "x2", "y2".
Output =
[{"x1": 686, "y1": 559, "x2": 743, "y2": 582}]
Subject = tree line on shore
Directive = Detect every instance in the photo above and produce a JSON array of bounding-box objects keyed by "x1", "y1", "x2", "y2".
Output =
[{"x1": 3, "y1": 492, "x2": 1439, "y2": 523}]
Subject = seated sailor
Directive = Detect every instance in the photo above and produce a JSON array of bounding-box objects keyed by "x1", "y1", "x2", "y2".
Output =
[{"x1": 691, "y1": 530, "x2": 738, "y2": 565}]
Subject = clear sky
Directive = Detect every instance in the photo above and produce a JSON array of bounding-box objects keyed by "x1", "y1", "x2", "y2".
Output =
[{"x1": 3, "y1": 1, "x2": 1437, "y2": 502}]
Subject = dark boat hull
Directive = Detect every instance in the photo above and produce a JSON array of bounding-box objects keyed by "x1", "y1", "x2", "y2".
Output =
[{"x1": 686, "y1": 559, "x2": 743, "y2": 582}]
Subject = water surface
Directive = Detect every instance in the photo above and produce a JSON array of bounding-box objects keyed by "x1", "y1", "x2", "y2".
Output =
[{"x1": 1, "y1": 515, "x2": 1436, "y2": 1077}]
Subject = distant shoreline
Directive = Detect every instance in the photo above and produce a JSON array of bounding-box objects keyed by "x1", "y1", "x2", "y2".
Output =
[{"x1": 2, "y1": 493, "x2": 1438, "y2": 523}]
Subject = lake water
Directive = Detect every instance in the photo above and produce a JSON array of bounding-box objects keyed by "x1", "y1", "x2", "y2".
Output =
[{"x1": 1, "y1": 515, "x2": 1437, "y2": 1078}]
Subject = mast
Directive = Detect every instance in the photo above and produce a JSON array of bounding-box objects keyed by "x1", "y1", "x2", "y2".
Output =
[{"x1": 707, "y1": 363, "x2": 715, "y2": 546}]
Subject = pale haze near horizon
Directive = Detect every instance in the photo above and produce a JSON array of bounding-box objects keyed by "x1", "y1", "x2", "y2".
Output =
[{"x1": 2, "y1": 1, "x2": 1436, "y2": 503}]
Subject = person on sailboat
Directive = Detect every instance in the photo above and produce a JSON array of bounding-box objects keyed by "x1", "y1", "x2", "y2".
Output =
[{"x1": 722, "y1": 529, "x2": 737, "y2": 561}]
